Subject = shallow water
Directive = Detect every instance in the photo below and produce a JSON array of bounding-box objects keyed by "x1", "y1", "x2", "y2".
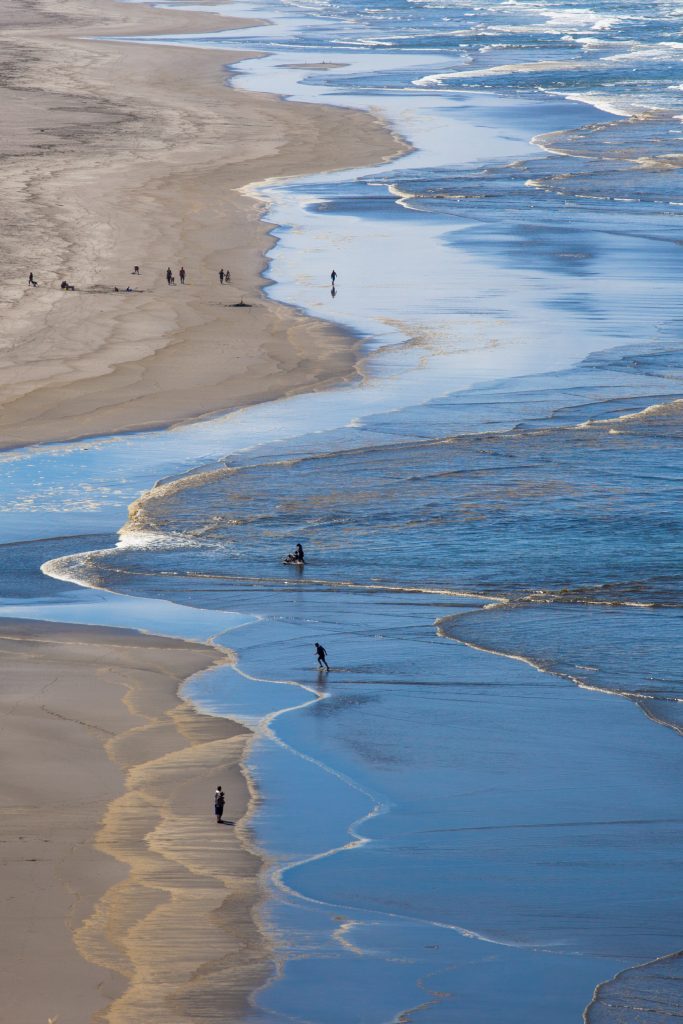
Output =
[{"x1": 4, "y1": 0, "x2": 683, "y2": 1019}]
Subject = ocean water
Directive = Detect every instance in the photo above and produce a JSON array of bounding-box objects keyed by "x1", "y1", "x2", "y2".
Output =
[{"x1": 4, "y1": 0, "x2": 683, "y2": 1020}]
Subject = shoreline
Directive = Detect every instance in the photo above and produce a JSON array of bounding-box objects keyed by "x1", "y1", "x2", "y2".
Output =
[
  {"x1": 1, "y1": 0, "x2": 683, "y2": 1015},
  {"x1": 0, "y1": 0, "x2": 407, "y2": 450},
  {"x1": 0, "y1": 616, "x2": 269, "y2": 1024},
  {"x1": 0, "y1": 0, "x2": 409, "y2": 1019}
]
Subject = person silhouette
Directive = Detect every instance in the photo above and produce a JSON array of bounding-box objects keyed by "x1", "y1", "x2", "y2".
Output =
[
  {"x1": 214, "y1": 785, "x2": 225, "y2": 823},
  {"x1": 330, "y1": 269, "x2": 337, "y2": 284},
  {"x1": 315, "y1": 642, "x2": 329, "y2": 671},
  {"x1": 179, "y1": 266, "x2": 186, "y2": 284}
]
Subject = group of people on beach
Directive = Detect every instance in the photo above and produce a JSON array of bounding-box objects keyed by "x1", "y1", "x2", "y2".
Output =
[
  {"x1": 166, "y1": 266, "x2": 186, "y2": 285},
  {"x1": 27, "y1": 265, "x2": 235, "y2": 290},
  {"x1": 28, "y1": 265, "x2": 334, "y2": 294},
  {"x1": 161, "y1": 266, "x2": 234, "y2": 286},
  {"x1": 162, "y1": 266, "x2": 233, "y2": 285},
  {"x1": 27, "y1": 272, "x2": 74, "y2": 290}
]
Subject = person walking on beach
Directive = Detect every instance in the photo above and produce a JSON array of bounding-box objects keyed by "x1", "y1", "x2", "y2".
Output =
[
  {"x1": 166, "y1": 266, "x2": 173, "y2": 286},
  {"x1": 315, "y1": 642, "x2": 329, "y2": 671},
  {"x1": 28, "y1": 272, "x2": 37, "y2": 287},
  {"x1": 330, "y1": 269, "x2": 337, "y2": 285},
  {"x1": 132, "y1": 265, "x2": 140, "y2": 275},
  {"x1": 179, "y1": 266, "x2": 186, "y2": 285},
  {"x1": 225, "y1": 269, "x2": 231, "y2": 283},
  {"x1": 214, "y1": 785, "x2": 225, "y2": 824},
  {"x1": 219, "y1": 268, "x2": 225, "y2": 284}
]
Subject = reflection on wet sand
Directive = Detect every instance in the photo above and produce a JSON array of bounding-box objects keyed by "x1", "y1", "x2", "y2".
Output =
[{"x1": 42, "y1": 344, "x2": 683, "y2": 1020}]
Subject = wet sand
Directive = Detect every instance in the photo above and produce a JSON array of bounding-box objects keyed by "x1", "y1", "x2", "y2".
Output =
[
  {"x1": 0, "y1": 0, "x2": 405, "y2": 450},
  {"x1": 0, "y1": 617, "x2": 266, "y2": 1024}
]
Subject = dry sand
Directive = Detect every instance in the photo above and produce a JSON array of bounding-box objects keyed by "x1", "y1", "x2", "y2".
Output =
[
  {"x1": 0, "y1": 617, "x2": 266, "y2": 1024},
  {"x1": 0, "y1": 0, "x2": 405, "y2": 450}
]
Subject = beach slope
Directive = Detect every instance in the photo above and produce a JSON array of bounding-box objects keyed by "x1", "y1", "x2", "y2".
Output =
[
  {"x1": 0, "y1": 0, "x2": 404, "y2": 449},
  {"x1": 0, "y1": 617, "x2": 266, "y2": 1024}
]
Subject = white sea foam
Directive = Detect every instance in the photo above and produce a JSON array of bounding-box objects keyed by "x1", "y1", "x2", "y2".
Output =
[
  {"x1": 115, "y1": 527, "x2": 208, "y2": 551},
  {"x1": 498, "y1": 1, "x2": 627, "y2": 32},
  {"x1": 414, "y1": 59, "x2": 580, "y2": 86},
  {"x1": 407, "y1": 0, "x2": 624, "y2": 28},
  {"x1": 575, "y1": 397, "x2": 683, "y2": 430},
  {"x1": 41, "y1": 552, "x2": 94, "y2": 588},
  {"x1": 546, "y1": 89, "x2": 650, "y2": 118},
  {"x1": 571, "y1": 35, "x2": 603, "y2": 48},
  {"x1": 604, "y1": 42, "x2": 683, "y2": 63}
]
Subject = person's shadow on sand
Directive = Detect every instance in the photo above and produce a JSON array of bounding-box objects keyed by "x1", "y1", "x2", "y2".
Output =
[{"x1": 218, "y1": 820, "x2": 235, "y2": 826}]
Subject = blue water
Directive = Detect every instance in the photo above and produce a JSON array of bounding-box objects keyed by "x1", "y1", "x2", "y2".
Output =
[{"x1": 5, "y1": 0, "x2": 683, "y2": 1020}]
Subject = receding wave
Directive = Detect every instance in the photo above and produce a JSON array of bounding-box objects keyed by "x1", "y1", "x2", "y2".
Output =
[
  {"x1": 59, "y1": 349, "x2": 683, "y2": 752},
  {"x1": 440, "y1": 596, "x2": 683, "y2": 738},
  {"x1": 586, "y1": 950, "x2": 683, "y2": 1023},
  {"x1": 414, "y1": 59, "x2": 583, "y2": 86}
]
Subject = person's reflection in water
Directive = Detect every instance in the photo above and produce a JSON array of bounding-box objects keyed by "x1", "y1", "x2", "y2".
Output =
[{"x1": 331, "y1": 284, "x2": 337, "y2": 298}]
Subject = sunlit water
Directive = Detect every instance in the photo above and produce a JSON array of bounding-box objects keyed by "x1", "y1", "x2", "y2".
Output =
[{"x1": 2, "y1": 0, "x2": 683, "y2": 1019}]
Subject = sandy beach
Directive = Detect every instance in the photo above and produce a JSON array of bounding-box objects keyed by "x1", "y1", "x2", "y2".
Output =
[
  {"x1": 0, "y1": 0, "x2": 406, "y2": 1020},
  {"x1": 0, "y1": 617, "x2": 266, "y2": 1024},
  {"x1": 4, "y1": 0, "x2": 683, "y2": 1019},
  {"x1": 0, "y1": 0, "x2": 404, "y2": 450}
]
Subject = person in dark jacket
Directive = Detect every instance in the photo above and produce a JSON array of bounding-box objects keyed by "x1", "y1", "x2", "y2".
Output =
[
  {"x1": 214, "y1": 785, "x2": 225, "y2": 823},
  {"x1": 315, "y1": 642, "x2": 329, "y2": 671}
]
